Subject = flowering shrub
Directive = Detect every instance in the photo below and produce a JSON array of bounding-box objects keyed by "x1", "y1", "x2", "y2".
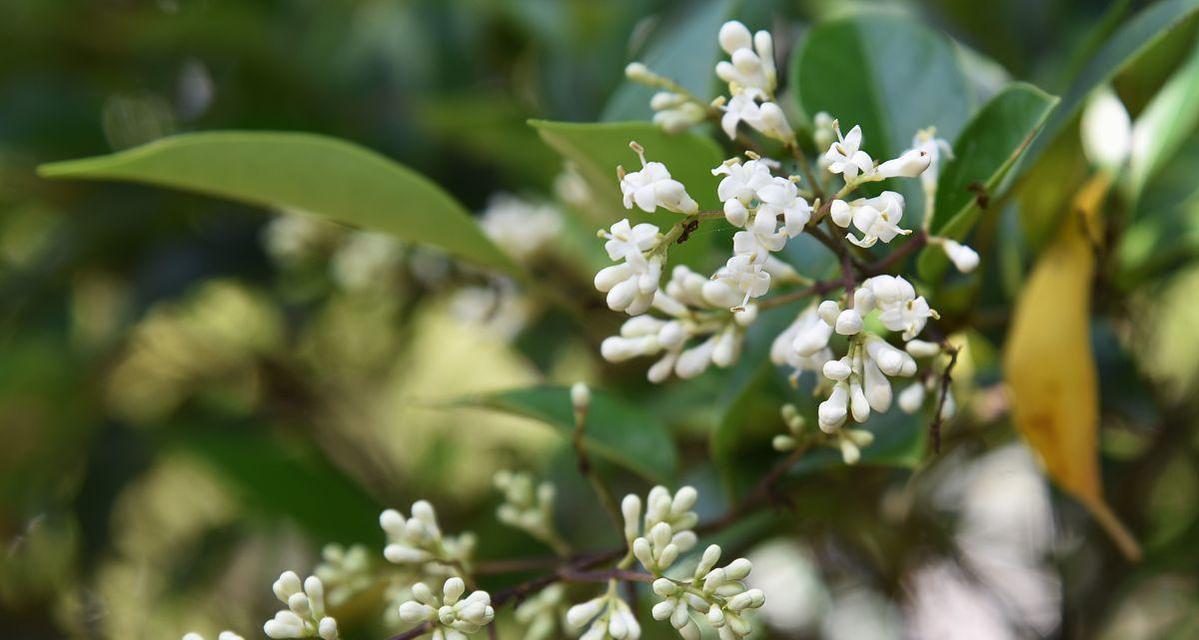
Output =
[{"x1": 27, "y1": 1, "x2": 1199, "y2": 638}]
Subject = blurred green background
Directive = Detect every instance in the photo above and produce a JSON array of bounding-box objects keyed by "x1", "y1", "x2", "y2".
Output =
[{"x1": 3, "y1": 1, "x2": 1199, "y2": 639}]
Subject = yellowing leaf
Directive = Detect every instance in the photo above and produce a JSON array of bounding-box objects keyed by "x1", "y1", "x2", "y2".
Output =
[{"x1": 1003, "y1": 173, "x2": 1141, "y2": 561}]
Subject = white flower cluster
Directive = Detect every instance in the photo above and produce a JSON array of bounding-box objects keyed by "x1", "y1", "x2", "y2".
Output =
[
  {"x1": 398, "y1": 577, "x2": 495, "y2": 640},
  {"x1": 595, "y1": 218, "x2": 664, "y2": 316},
  {"x1": 714, "y1": 22, "x2": 791, "y2": 143},
  {"x1": 600, "y1": 265, "x2": 758, "y2": 382},
  {"x1": 313, "y1": 543, "x2": 374, "y2": 607},
  {"x1": 622, "y1": 486, "x2": 699, "y2": 574},
  {"x1": 824, "y1": 120, "x2": 932, "y2": 183},
  {"x1": 514, "y1": 584, "x2": 566, "y2": 640},
  {"x1": 380, "y1": 501, "x2": 476, "y2": 569},
  {"x1": 264, "y1": 572, "x2": 339, "y2": 640},
  {"x1": 567, "y1": 588, "x2": 641, "y2": 640},
  {"x1": 651, "y1": 545, "x2": 765, "y2": 640},
  {"x1": 619, "y1": 142, "x2": 699, "y2": 215},
  {"x1": 493, "y1": 470, "x2": 566, "y2": 553},
  {"x1": 479, "y1": 193, "x2": 563, "y2": 262}
]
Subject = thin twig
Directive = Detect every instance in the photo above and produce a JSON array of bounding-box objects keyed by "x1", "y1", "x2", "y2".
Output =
[
  {"x1": 572, "y1": 402, "x2": 625, "y2": 540},
  {"x1": 930, "y1": 345, "x2": 959, "y2": 454},
  {"x1": 697, "y1": 444, "x2": 810, "y2": 534}
]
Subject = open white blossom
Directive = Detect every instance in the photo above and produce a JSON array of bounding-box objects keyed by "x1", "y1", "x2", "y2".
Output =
[
  {"x1": 398, "y1": 577, "x2": 495, "y2": 640},
  {"x1": 595, "y1": 219, "x2": 664, "y2": 316},
  {"x1": 264, "y1": 572, "x2": 339, "y2": 640},
  {"x1": 839, "y1": 191, "x2": 911, "y2": 248},
  {"x1": 619, "y1": 142, "x2": 699, "y2": 214},
  {"x1": 824, "y1": 122, "x2": 873, "y2": 180},
  {"x1": 859, "y1": 275, "x2": 938, "y2": 341}
]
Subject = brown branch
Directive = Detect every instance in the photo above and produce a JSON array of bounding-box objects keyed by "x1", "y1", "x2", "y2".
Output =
[
  {"x1": 861, "y1": 231, "x2": 927, "y2": 276},
  {"x1": 387, "y1": 621, "x2": 433, "y2": 640},
  {"x1": 930, "y1": 345, "x2": 960, "y2": 454},
  {"x1": 697, "y1": 444, "x2": 810, "y2": 534}
]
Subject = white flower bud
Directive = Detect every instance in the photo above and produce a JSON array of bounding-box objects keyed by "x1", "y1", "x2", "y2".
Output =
[
  {"x1": 724, "y1": 558, "x2": 753, "y2": 580},
  {"x1": 621, "y1": 494, "x2": 642, "y2": 544},
  {"x1": 905, "y1": 340, "x2": 941, "y2": 358},
  {"x1": 875, "y1": 148, "x2": 931, "y2": 178},
  {"x1": 567, "y1": 597, "x2": 605, "y2": 628},
  {"x1": 817, "y1": 300, "x2": 840, "y2": 325},
  {"x1": 718, "y1": 21, "x2": 753, "y2": 55},
  {"x1": 318, "y1": 617, "x2": 338, "y2": 640},
  {"x1": 822, "y1": 358, "x2": 852, "y2": 381},
  {"x1": 793, "y1": 316, "x2": 833, "y2": 357},
  {"x1": 834, "y1": 308, "x2": 863, "y2": 335},
  {"x1": 849, "y1": 381, "x2": 871, "y2": 422},
  {"x1": 830, "y1": 199, "x2": 853, "y2": 228},
  {"x1": 818, "y1": 383, "x2": 849, "y2": 432},
  {"x1": 1081, "y1": 86, "x2": 1131, "y2": 170},
  {"x1": 724, "y1": 199, "x2": 749, "y2": 227},
  {"x1": 941, "y1": 239, "x2": 979, "y2": 273},
  {"x1": 625, "y1": 62, "x2": 655, "y2": 84},
  {"x1": 570, "y1": 382, "x2": 591, "y2": 411},
  {"x1": 898, "y1": 383, "x2": 926, "y2": 414},
  {"x1": 273, "y1": 571, "x2": 303, "y2": 603}
]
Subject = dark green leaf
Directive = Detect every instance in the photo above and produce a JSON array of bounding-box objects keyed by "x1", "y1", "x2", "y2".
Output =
[
  {"x1": 459, "y1": 386, "x2": 678, "y2": 483},
  {"x1": 918, "y1": 84, "x2": 1058, "y2": 279},
  {"x1": 1128, "y1": 37, "x2": 1199, "y2": 199},
  {"x1": 795, "y1": 11, "x2": 974, "y2": 161},
  {"x1": 601, "y1": 0, "x2": 736, "y2": 121},
  {"x1": 38, "y1": 132, "x2": 523, "y2": 276}
]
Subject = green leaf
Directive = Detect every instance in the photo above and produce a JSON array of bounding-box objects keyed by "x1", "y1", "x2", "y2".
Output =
[
  {"x1": 795, "y1": 11, "x2": 974, "y2": 161},
  {"x1": 459, "y1": 386, "x2": 678, "y2": 484},
  {"x1": 1128, "y1": 37, "x2": 1199, "y2": 200},
  {"x1": 787, "y1": 407, "x2": 927, "y2": 476},
  {"x1": 918, "y1": 84, "x2": 1058, "y2": 279},
  {"x1": 1020, "y1": 0, "x2": 1199, "y2": 175},
  {"x1": 530, "y1": 120, "x2": 727, "y2": 268},
  {"x1": 171, "y1": 428, "x2": 384, "y2": 544},
  {"x1": 601, "y1": 0, "x2": 736, "y2": 121},
  {"x1": 37, "y1": 131, "x2": 523, "y2": 276}
]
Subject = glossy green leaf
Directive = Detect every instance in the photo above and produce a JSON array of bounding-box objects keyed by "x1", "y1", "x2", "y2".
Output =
[
  {"x1": 531, "y1": 120, "x2": 727, "y2": 268},
  {"x1": 786, "y1": 406, "x2": 927, "y2": 477},
  {"x1": 1020, "y1": 0, "x2": 1199, "y2": 174},
  {"x1": 796, "y1": 11, "x2": 974, "y2": 161},
  {"x1": 37, "y1": 131, "x2": 523, "y2": 276},
  {"x1": 1128, "y1": 37, "x2": 1199, "y2": 200},
  {"x1": 460, "y1": 386, "x2": 677, "y2": 483},
  {"x1": 919, "y1": 84, "x2": 1058, "y2": 279},
  {"x1": 601, "y1": 0, "x2": 736, "y2": 121}
]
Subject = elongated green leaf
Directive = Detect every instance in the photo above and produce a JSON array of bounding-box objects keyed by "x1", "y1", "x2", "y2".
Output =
[
  {"x1": 1128, "y1": 37, "x2": 1199, "y2": 199},
  {"x1": 1021, "y1": 0, "x2": 1199, "y2": 174},
  {"x1": 602, "y1": 0, "x2": 736, "y2": 121},
  {"x1": 37, "y1": 132, "x2": 522, "y2": 276},
  {"x1": 796, "y1": 11, "x2": 974, "y2": 161},
  {"x1": 531, "y1": 120, "x2": 727, "y2": 268},
  {"x1": 919, "y1": 84, "x2": 1058, "y2": 280},
  {"x1": 460, "y1": 386, "x2": 677, "y2": 483}
]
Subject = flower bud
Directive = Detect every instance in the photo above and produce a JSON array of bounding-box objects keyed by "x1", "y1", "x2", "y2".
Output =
[
  {"x1": 570, "y1": 382, "x2": 591, "y2": 412},
  {"x1": 718, "y1": 21, "x2": 753, "y2": 54},
  {"x1": 941, "y1": 239, "x2": 979, "y2": 273},
  {"x1": 898, "y1": 382, "x2": 926, "y2": 413},
  {"x1": 835, "y1": 309, "x2": 863, "y2": 335},
  {"x1": 875, "y1": 148, "x2": 931, "y2": 178},
  {"x1": 830, "y1": 199, "x2": 853, "y2": 228}
]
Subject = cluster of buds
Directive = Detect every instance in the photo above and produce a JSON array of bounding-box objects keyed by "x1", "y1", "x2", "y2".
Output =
[
  {"x1": 514, "y1": 584, "x2": 566, "y2": 640},
  {"x1": 567, "y1": 588, "x2": 641, "y2": 640},
  {"x1": 380, "y1": 502, "x2": 476, "y2": 571},
  {"x1": 600, "y1": 265, "x2": 760, "y2": 382},
  {"x1": 622, "y1": 486, "x2": 699, "y2": 574},
  {"x1": 398, "y1": 577, "x2": 495, "y2": 640},
  {"x1": 772, "y1": 403, "x2": 875, "y2": 465},
  {"x1": 313, "y1": 543, "x2": 374, "y2": 608},
  {"x1": 493, "y1": 470, "x2": 568, "y2": 554},
  {"x1": 651, "y1": 545, "x2": 764, "y2": 640},
  {"x1": 263, "y1": 572, "x2": 339, "y2": 640}
]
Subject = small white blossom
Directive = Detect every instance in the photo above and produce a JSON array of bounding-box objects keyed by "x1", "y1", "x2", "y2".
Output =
[
  {"x1": 619, "y1": 142, "x2": 699, "y2": 214},
  {"x1": 714, "y1": 254, "x2": 771, "y2": 307},
  {"x1": 846, "y1": 191, "x2": 910, "y2": 248},
  {"x1": 910, "y1": 127, "x2": 954, "y2": 194},
  {"x1": 264, "y1": 572, "x2": 339, "y2": 640},
  {"x1": 595, "y1": 220, "x2": 664, "y2": 316},
  {"x1": 859, "y1": 275, "x2": 937, "y2": 341},
  {"x1": 479, "y1": 193, "x2": 563, "y2": 262},
  {"x1": 824, "y1": 122, "x2": 873, "y2": 180},
  {"x1": 713, "y1": 158, "x2": 774, "y2": 209},
  {"x1": 399, "y1": 577, "x2": 495, "y2": 640}
]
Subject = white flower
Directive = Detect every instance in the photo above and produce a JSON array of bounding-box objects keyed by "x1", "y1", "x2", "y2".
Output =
[
  {"x1": 756, "y1": 177, "x2": 811, "y2": 237},
  {"x1": 623, "y1": 486, "x2": 699, "y2": 573},
  {"x1": 712, "y1": 158, "x2": 773, "y2": 207},
  {"x1": 1080, "y1": 86, "x2": 1131, "y2": 171},
  {"x1": 568, "y1": 591, "x2": 641, "y2": 640},
  {"x1": 264, "y1": 572, "x2": 339, "y2": 640},
  {"x1": 911, "y1": 127, "x2": 954, "y2": 194},
  {"x1": 714, "y1": 254, "x2": 771, "y2": 307},
  {"x1": 314, "y1": 544, "x2": 374, "y2": 607},
  {"x1": 878, "y1": 295, "x2": 936, "y2": 341},
  {"x1": 874, "y1": 148, "x2": 931, "y2": 179},
  {"x1": 479, "y1": 193, "x2": 563, "y2": 262},
  {"x1": 720, "y1": 93, "x2": 763, "y2": 141},
  {"x1": 834, "y1": 428, "x2": 875, "y2": 465},
  {"x1": 399, "y1": 578, "x2": 495, "y2": 638},
  {"x1": 601, "y1": 219, "x2": 660, "y2": 261},
  {"x1": 380, "y1": 502, "x2": 475, "y2": 569},
  {"x1": 824, "y1": 122, "x2": 873, "y2": 180},
  {"x1": 939, "y1": 239, "x2": 980, "y2": 273},
  {"x1": 846, "y1": 191, "x2": 910, "y2": 248},
  {"x1": 620, "y1": 142, "x2": 699, "y2": 214},
  {"x1": 331, "y1": 230, "x2": 404, "y2": 292},
  {"x1": 715, "y1": 21, "x2": 776, "y2": 97},
  {"x1": 898, "y1": 382, "x2": 926, "y2": 413}
]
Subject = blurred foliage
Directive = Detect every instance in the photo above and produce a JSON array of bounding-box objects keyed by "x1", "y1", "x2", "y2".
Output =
[{"x1": 3, "y1": 1, "x2": 1199, "y2": 639}]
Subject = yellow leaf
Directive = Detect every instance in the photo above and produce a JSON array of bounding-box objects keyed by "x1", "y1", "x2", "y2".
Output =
[{"x1": 1003, "y1": 173, "x2": 1141, "y2": 561}]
